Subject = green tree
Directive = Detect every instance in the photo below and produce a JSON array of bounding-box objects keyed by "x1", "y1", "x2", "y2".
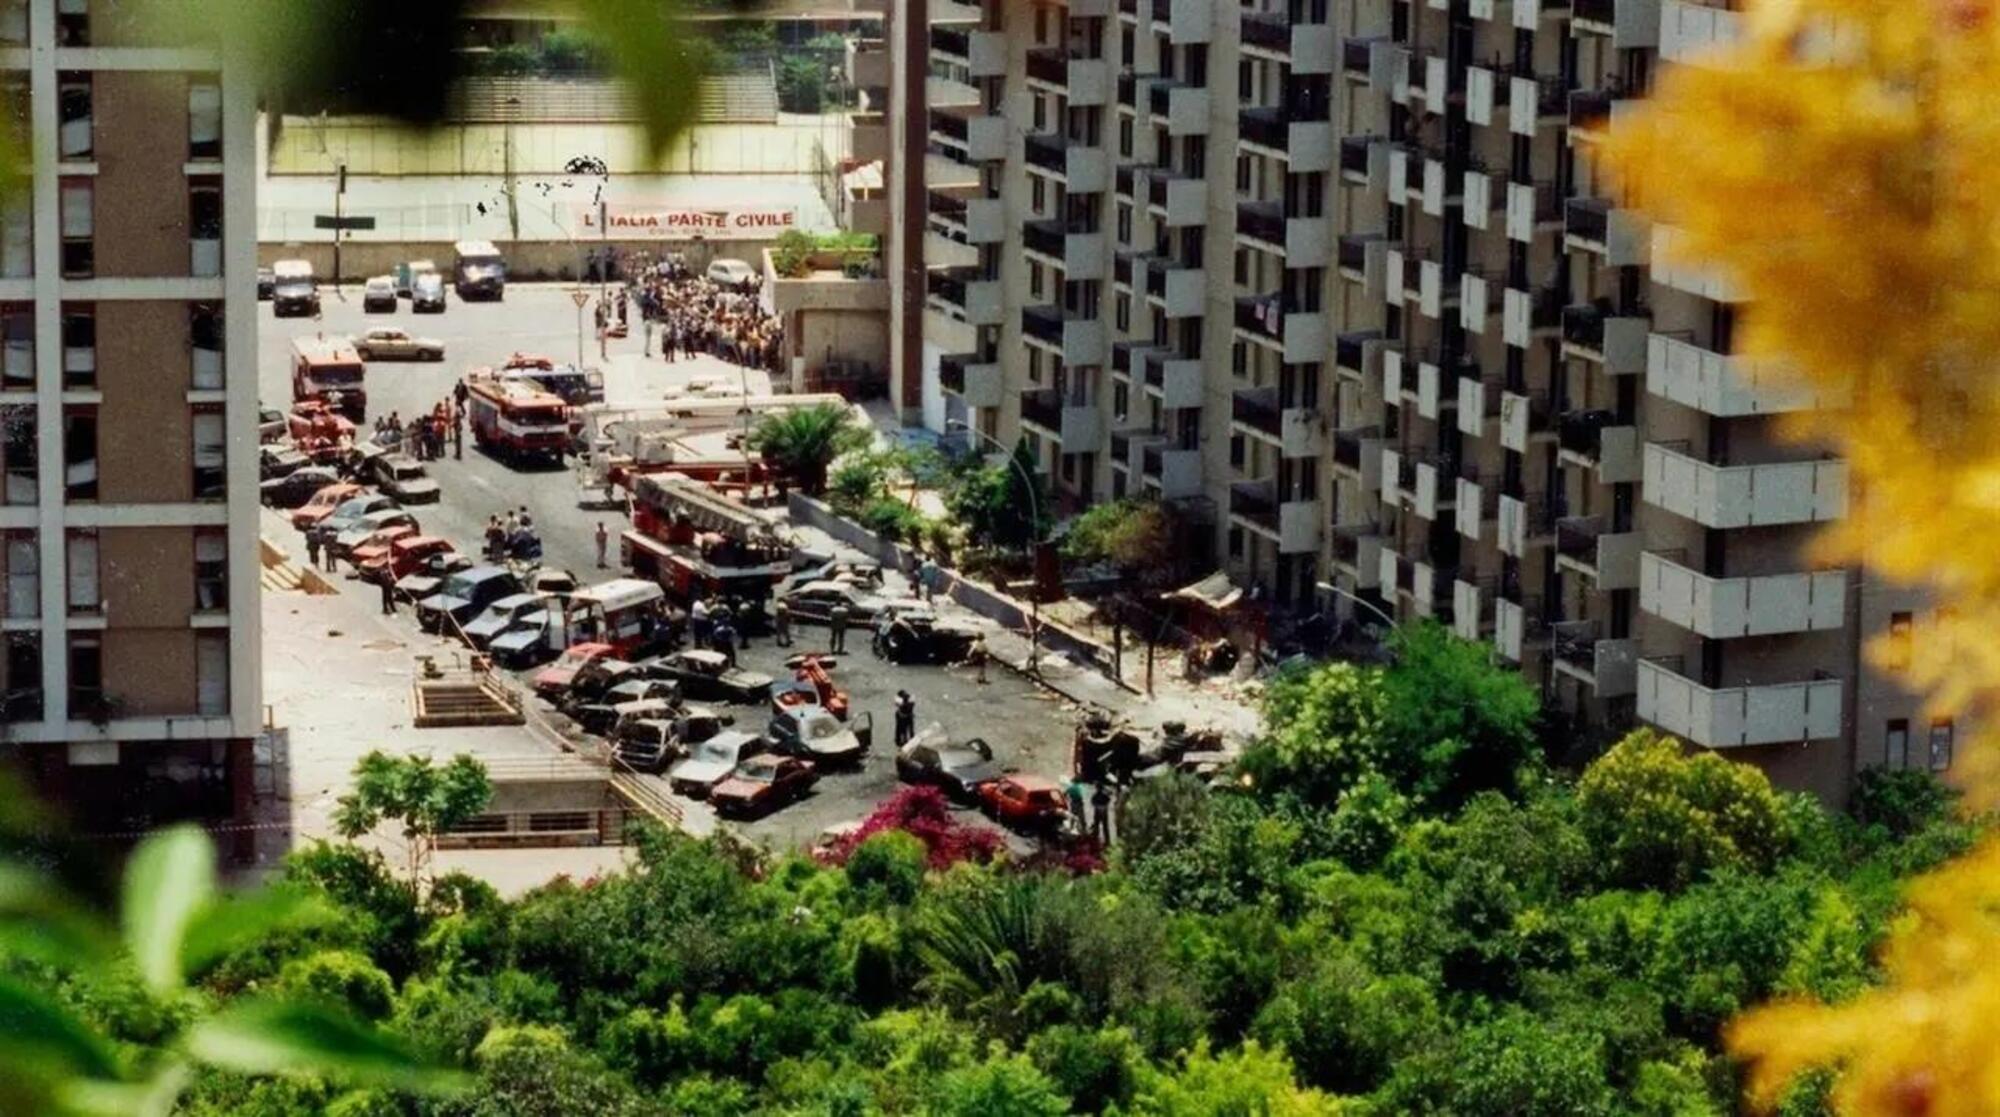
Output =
[
  {"x1": 776, "y1": 54, "x2": 828, "y2": 113},
  {"x1": 1577, "y1": 730, "x2": 1794, "y2": 891},
  {"x1": 751, "y1": 404, "x2": 868, "y2": 497},
  {"x1": 1849, "y1": 766, "x2": 1959, "y2": 841},
  {"x1": 1060, "y1": 500, "x2": 1177, "y2": 585},
  {"x1": 1375, "y1": 620, "x2": 1542, "y2": 806},
  {"x1": 934, "y1": 1053, "x2": 1071, "y2": 1117},
  {"x1": 948, "y1": 441, "x2": 1050, "y2": 552},
  {"x1": 333, "y1": 752, "x2": 492, "y2": 896},
  {"x1": 1242, "y1": 659, "x2": 1390, "y2": 808},
  {"x1": 1128, "y1": 1041, "x2": 1339, "y2": 1116}
]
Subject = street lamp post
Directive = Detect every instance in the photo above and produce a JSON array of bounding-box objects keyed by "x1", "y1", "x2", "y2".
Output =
[
  {"x1": 948, "y1": 419, "x2": 1045, "y2": 673},
  {"x1": 1315, "y1": 580, "x2": 1397, "y2": 632}
]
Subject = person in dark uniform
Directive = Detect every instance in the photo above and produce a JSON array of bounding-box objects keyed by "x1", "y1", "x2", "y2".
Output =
[
  {"x1": 893, "y1": 690, "x2": 915, "y2": 746},
  {"x1": 829, "y1": 601, "x2": 850, "y2": 654},
  {"x1": 379, "y1": 577, "x2": 396, "y2": 615}
]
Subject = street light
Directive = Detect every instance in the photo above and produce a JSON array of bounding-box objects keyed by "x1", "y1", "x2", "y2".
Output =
[
  {"x1": 948, "y1": 418, "x2": 1046, "y2": 671},
  {"x1": 1315, "y1": 580, "x2": 1397, "y2": 632}
]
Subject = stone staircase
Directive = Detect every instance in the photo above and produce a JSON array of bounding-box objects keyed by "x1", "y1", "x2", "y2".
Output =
[{"x1": 411, "y1": 672, "x2": 525, "y2": 728}]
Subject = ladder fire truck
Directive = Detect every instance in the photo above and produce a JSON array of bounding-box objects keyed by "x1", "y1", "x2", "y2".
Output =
[
  {"x1": 465, "y1": 373, "x2": 571, "y2": 466},
  {"x1": 622, "y1": 473, "x2": 793, "y2": 605}
]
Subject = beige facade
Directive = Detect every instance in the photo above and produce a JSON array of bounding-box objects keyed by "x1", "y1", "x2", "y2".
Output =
[
  {"x1": 1, "y1": 0, "x2": 261, "y2": 843},
  {"x1": 886, "y1": 0, "x2": 1949, "y2": 800}
]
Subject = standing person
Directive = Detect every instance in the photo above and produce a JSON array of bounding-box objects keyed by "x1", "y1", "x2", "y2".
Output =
[
  {"x1": 713, "y1": 618, "x2": 738, "y2": 667},
  {"x1": 690, "y1": 595, "x2": 712, "y2": 649},
  {"x1": 453, "y1": 378, "x2": 469, "y2": 412},
  {"x1": 968, "y1": 633, "x2": 989, "y2": 684},
  {"x1": 828, "y1": 601, "x2": 850, "y2": 654},
  {"x1": 893, "y1": 690, "x2": 915, "y2": 747},
  {"x1": 918, "y1": 556, "x2": 939, "y2": 603},
  {"x1": 304, "y1": 531, "x2": 321, "y2": 573},
  {"x1": 452, "y1": 407, "x2": 464, "y2": 460},
  {"x1": 322, "y1": 535, "x2": 339, "y2": 573},
  {"x1": 772, "y1": 598, "x2": 792, "y2": 647},
  {"x1": 595, "y1": 521, "x2": 609, "y2": 568},
  {"x1": 1065, "y1": 776, "x2": 1087, "y2": 826},
  {"x1": 872, "y1": 610, "x2": 892, "y2": 658},
  {"x1": 379, "y1": 576, "x2": 396, "y2": 615},
  {"x1": 1090, "y1": 782, "x2": 1113, "y2": 845}
]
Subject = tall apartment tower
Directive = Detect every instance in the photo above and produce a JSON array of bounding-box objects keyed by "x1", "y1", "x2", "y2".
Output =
[
  {"x1": 0, "y1": 0, "x2": 262, "y2": 838},
  {"x1": 893, "y1": 0, "x2": 1951, "y2": 800}
]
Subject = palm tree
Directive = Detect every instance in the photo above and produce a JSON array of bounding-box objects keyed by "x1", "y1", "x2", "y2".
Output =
[{"x1": 749, "y1": 404, "x2": 867, "y2": 496}]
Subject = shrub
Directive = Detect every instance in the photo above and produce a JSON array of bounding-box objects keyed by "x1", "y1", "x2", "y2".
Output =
[
  {"x1": 860, "y1": 497, "x2": 928, "y2": 543},
  {"x1": 1850, "y1": 766, "x2": 1959, "y2": 839},
  {"x1": 846, "y1": 831, "x2": 929, "y2": 906},
  {"x1": 1578, "y1": 730, "x2": 1794, "y2": 891},
  {"x1": 279, "y1": 949, "x2": 396, "y2": 1021}
]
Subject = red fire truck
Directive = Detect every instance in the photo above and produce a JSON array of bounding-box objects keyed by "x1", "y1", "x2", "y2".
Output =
[
  {"x1": 465, "y1": 374, "x2": 571, "y2": 466},
  {"x1": 290, "y1": 337, "x2": 367, "y2": 422},
  {"x1": 622, "y1": 472, "x2": 792, "y2": 604}
]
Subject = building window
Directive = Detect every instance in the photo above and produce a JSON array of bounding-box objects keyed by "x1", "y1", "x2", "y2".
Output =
[
  {"x1": 195, "y1": 529, "x2": 226, "y2": 612},
  {"x1": 189, "y1": 179, "x2": 222, "y2": 278},
  {"x1": 67, "y1": 634, "x2": 102, "y2": 722},
  {"x1": 64, "y1": 529, "x2": 96, "y2": 615},
  {"x1": 58, "y1": 179, "x2": 92, "y2": 279},
  {"x1": 1930, "y1": 718, "x2": 1955, "y2": 771},
  {"x1": 0, "y1": 304, "x2": 28, "y2": 389},
  {"x1": 190, "y1": 303, "x2": 223, "y2": 389},
  {"x1": 1236, "y1": 154, "x2": 1252, "y2": 193},
  {"x1": 189, "y1": 79, "x2": 222, "y2": 161},
  {"x1": 59, "y1": 304, "x2": 93, "y2": 390},
  {"x1": 1234, "y1": 247, "x2": 1249, "y2": 286},
  {"x1": 0, "y1": 186, "x2": 27, "y2": 279},
  {"x1": 1031, "y1": 175, "x2": 1047, "y2": 214},
  {"x1": 1116, "y1": 202, "x2": 1131, "y2": 244},
  {"x1": 1239, "y1": 59, "x2": 1253, "y2": 99},
  {"x1": 1029, "y1": 262, "x2": 1044, "y2": 301},
  {"x1": 1027, "y1": 348, "x2": 1043, "y2": 387},
  {"x1": 1232, "y1": 340, "x2": 1248, "y2": 377},
  {"x1": 197, "y1": 631, "x2": 228, "y2": 715},
  {"x1": 1033, "y1": 92, "x2": 1047, "y2": 132},
  {"x1": 1229, "y1": 433, "x2": 1245, "y2": 467},
  {"x1": 1118, "y1": 117, "x2": 1132, "y2": 158},
  {"x1": 63, "y1": 406, "x2": 94, "y2": 502},
  {"x1": 192, "y1": 408, "x2": 225, "y2": 501},
  {"x1": 56, "y1": 72, "x2": 90, "y2": 159},
  {"x1": 0, "y1": 1, "x2": 23, "y2": 45},
  {"x1": 3, "y1": 530, "x2": 33, "y2": 619},
  {"x1": 2, "y1": 405, "x2": 32, "y2": 505},
  {"x1": 1112, "y1": 381, "x2": 1128, "y2": 421},
  {"x1": 1115, "y1": 292, "x2": 1129, "y2": 332},
  {"x1": 4, "y1": 631, "x2": 39, "y2": 719},
  {"x1": 55, "y1": 0, "x2": 87, "y2": 47},
  {"x1": 1885, "y1": 719, "x2": 1910, "y2": 769},
  {"x1": 1885, "y1": 611, "x2": 1913, "y2": 671}
]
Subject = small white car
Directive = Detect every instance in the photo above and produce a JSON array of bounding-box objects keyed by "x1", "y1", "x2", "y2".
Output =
[
  {"x1": 706, "y1": 258, "x2": 758, "y2": 287},
  {"x1": 352, "y1": 327, "x2": 445, "y2": 362},
  {"x1": 362, "y1": 275, "x2": 397, "y2": 312}
]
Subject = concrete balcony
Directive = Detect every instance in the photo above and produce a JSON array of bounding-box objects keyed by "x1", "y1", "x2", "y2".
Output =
[
  {"x1": 1240, "y1": 9, "x2": 1291, "y2": 56},
  {"x1": 1334, "y1": 329, "x2": 1385, "y2": 384},
  {"x1": 1387, "y1": 145, "x2": 1418, "y2": 206},
  {"x1": 1508, "y1": 74, "x2": 1568, "y2": 135},
  {"x1": 1569, "y1": 86, "x2": 1642, "y2": 144},
  {"x1": 1385, "y1": 249, "x2": 1449, "y2": 320},
  {"x1": 1497, "y1": 493, "x2": 1556, "y2": 557},
  {"x1": 1635, "y1": 658, "x2": 1843, "y2": 749},
  {"x1": 1455, "y1": 475, "x2": 1498, "y2": 542},
  {"x1": 1645, "y1": 333, "x2": 1847, "y2": 415},
  {"x1": 1067, "y1": 145, "x2": 1110, "y2": 193},
  {"x1": 1498, "y1": 390, "x2": 1554, "y2": 453},
  {"x1": 1141, "y1": 350, "x2": 1205, "y2": 410},
  {"x1": 1383, "y1": 550, "x2": 1451, "y2": 615},
  {"x1": 964, "y1": 276, "x2": 1004, "y2": 325},
  {"x1": 1234, "y1": 296, "x2": 1326, "y2": 364},
  {"x1": 1565, "y1": 197, "x2": 1649, "y2": 266},
  {"x1": 1148, "y1": 169, "x2": 1208, "y2": 227},
  {"x1": 1330, "y1": 523, "x2": 1384, "y2": 589},
  {"x1": 938, "y1": 353, "x2": 1005, "y2": 408},
  {"x1": 967, "y1": 115, "x2": 1008, "y2": 162},
  {"x1": 1652, "y1": 222, "x2": 1741, "y2": 302},
  {"x1": 1503, "y1": 285, "x2": 1564, "y2": 348},
  {"x1": 852, "y1": 114, "x2": 888, "y2": 163},
  {"x1": 1150, "y1": 80, "x2": 1210, "y2": 135},
  {"x1": 925, "y1": 229, "x2": 978, "y2": 270},
  {"x1": 1561, "y1": 304, "x2": 1650, "y2": 373},
  {"x1": 1367, "y1": 40, "x2": 1406, "y2": 97},
  {"x1": 1638, "y1": 551, "x2": 1847, "y2": 639},
  {"x1": 1642, "y1": 442, "x2": 1849, "y2": 528},
  {"x1": 1556, "y1": 410, "x2": 1643, "y2": 484},
  {"x1": 1456, "y1": 373, "x2": 1504, "y2": 438},
  {"x1": 1145, "y1": 443, "x2": 1204, "y2": 499},
  {"x1": 1512, "y1": 0, "x2": 1573, "y2": 30},
  {"x1": 1551, "y1": 620, "x2": 1639, "y2": 695},
  {"x1": 1554, "y1": 516, "x2": 1642, "y2": 589},
  {"x1": 1463, "y1": 168, "x2": 1500, "y2": 232},
  {"x1": 1493, "y1": 595, "x2": 1550, "y2": 663},
  {"x1": 1025, "y1": 47, "x2": 1067, "y2": 88},
  {"x1": 927, "y1": 75, "x2": 981, "y2": 110},
  {"x1": 1237, "y1": 107, "x2": 1333, "y2": 172},
  {"x1": 850, "y1": 39, "x2": 889, "y2": 88},
  {"x1": 1341, "y1": 36, "x2": 1380, "y2": 84},
  {"x1": 1139, "y1": 257, "x2": 1204, "y2": 317},
  {"x1": 1574, "y1": 0, "x2": 1661, "y2": 48},
  {"x1": 1290, "y1": 22, "x2": 1336, "y2": 73},
  {"x1": 968, "y1": 30, "x2": 1008, "y2": 77},
  {"x1": 1660, "y1": 0, "x2": 1744, "y2": 66},
  {"x1": 1506, "y1": 180, "x2": 1563, "y2": 243},
  {"x1": 966, "y1": 198, "x2": 1005, "y2": 245},
  {"x1": 1069, "y1": 57, "x2": 1111, "y2": 105},
  {"x1": 1381, "y1": 346, "x2": 1452, "y2": 421},
  {"x1": 1231, "y1": 387, "x2": 1323, "y2": 458},
  {"x1": 1022, "y1": 219, "x2": 1064, "y2": 263},
  {"x1": 1453, "y1": 577, "x2": 1494, "y2": 642},
  {"x1": 1470, "y1": 0, "x2": 1510, "y2": 20},
  {"x1": 1171, "y1": 0, "x2": 1213, "y2": 42},
  {"x1": 1280, "y1": 496, "x2": 1320, "y2": 554},
  {"x1": 1019, "y1": 389, "x2": 1102, "y2": 447},
  {"x1": 926, "y1": 152, "x2": 979, "y2": 192},
  {"x1": 1235, "y1": 200, "x2": 1284, "y2": 248},
  {"x1": 1419, "y1": 157, "x2": 1461, "y2": 218},
  {"x1": 1229, "y1": 480, "x2": 1280, "y2": 536},
  {"x1": 1460, "y1": 271, "x2": 1502, "y2": 335},
  {"x1": 1339, "y1": 134, "x2": 1386, "y2": 188},
  {"x1": 1332, "y1": 425, "x2": 1383, "y2": 487},
  {"x1": 1337, "y1": 234, "x2": 1388, "y2": 297},
  {"x1": 1466, "y1": 65, "x2": 1501, "y2": 126}
]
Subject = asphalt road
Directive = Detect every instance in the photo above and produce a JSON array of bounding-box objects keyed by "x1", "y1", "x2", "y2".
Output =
[{"x1": 258, "y1": 285, "x2": 1081, "y2": 850}]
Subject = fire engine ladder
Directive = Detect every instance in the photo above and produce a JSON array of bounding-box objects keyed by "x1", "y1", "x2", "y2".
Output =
[{"x1": 634, "y1": 473, "x2": 785, "y2": 546}]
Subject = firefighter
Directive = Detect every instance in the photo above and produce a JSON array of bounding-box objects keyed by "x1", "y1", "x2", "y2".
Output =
[
  {"x1": 828, "y1": 601, "x2": 850, "y2": 654},
  {"x1": 893, "y1": 690, "x2": 916, "y2": 747},
  {"x1": 379, "y1": 576, "x2": 396, "y2": 615},
  {"x1": 772, "y1": 598, "x2": 793, "y2": 647}
]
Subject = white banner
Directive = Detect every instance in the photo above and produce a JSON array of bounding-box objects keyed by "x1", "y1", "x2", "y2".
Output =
[{"x1": 574, "y1": 204, "x2": 798, "y2": 241}]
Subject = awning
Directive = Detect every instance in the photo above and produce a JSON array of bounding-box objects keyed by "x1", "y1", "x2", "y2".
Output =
[{"x1": 1168, "y1": 571, "x2": 1245, "y2": 612}]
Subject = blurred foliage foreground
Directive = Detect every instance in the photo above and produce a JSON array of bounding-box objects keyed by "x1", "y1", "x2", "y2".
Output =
[{"x1": 0, "y1": 623, "x2": 1985, "y2": 1114}]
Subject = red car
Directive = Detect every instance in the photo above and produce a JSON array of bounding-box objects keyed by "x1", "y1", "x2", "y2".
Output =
[
  {"x1": 346, "y1": 524, "x2": 419, "y2": 573},
  {"x1": 289, "y1": 482, "x2": 364, "y2": 531},
  {"x1": 532, "y1": 642, "x2": 617, "y2": 700},
  {"x1": 978, "y1": 774, "x2": 1069, "y2": 830},
  {"x1": 363, "y1": 535, "x2": 456, "y2": 585},
  {"x1": 710, "y1": 754, "x2": 817, "y2": 817}
]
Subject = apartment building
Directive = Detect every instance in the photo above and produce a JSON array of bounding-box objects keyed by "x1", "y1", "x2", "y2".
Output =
[
  {"x1": 0, "y1": 0, "x2": 262, "y2": 839},
  {"x1": 875, "y1": 0, "x2": 1946, "y2": 800}
]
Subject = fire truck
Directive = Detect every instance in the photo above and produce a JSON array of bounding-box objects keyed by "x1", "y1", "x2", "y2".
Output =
[
  {"x1": 622, "y1": 472, "x2": 793, "y2": 604},
  {"x1": 465, "y1": 373, "x2": 571, "y2": 466},
  {"x1": 290, "y1": 336, "x2": 367, "y2": 422},
  {"x1": 484, "y1": 352, "x2": 604, "y2": 408}
]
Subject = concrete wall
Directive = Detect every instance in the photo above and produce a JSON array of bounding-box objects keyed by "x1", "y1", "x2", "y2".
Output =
[
  {"x1": 257, "y1": 237, "x2": 786, "y2": 284},
  {"x1": 269, "y1": 118, "x2": 840, "y2": 178}
]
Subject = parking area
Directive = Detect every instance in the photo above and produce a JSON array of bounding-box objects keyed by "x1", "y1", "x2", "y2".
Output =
[{"x1": 260, "y1": 284, "x2": 1086, "y2": 851}]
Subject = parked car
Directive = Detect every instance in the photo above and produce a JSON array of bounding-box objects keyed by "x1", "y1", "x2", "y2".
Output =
[
  {"x1": 256, "y1": 265, "x2": 275, "y2": 300},
  {"x1": 462, "y1": 593, "x2": 551, "y2": 650},
  {"x1": 361, "y1": 535, "x2": 454, "y2": 586},
  {"x1": 352, "y1": 326, "x2": 444, "y2": 362},
  {"x1": 778, "y1": 580, "x2": 887, "y2": 625},
  {"x1": 524, "y1": 566, "x2": 580, "y2": 603},
  {"x1": 642, "y1": 649, "x2": 773, "y2": 705},
  {"x1": 361, "y1": 275, "x2": 398, "y2": 312},
  {"x1": 258, "y1": 405, "x2": 287, "y2": 443},
  {"x1": 259, "y1": 444, "x2": 310, "y2": 481},
  {"x1": 776, "y1": 558, "x2": 881, "y2": 598},
  {"x1": 614, "y1": 703, "x2": 732, "y2": 773},
  {"x1": 669, "y1": 730, "x2": 767, "y2": 797},
  {"x1": 978, "y1": 774, "x2": 1070, "y2": 832},
  {"x1": 289, "y1": 483, "x2": 366, "y2": 531},
  {"x1": 532, "y1": 642, "x2": 617, "y2": 700},
  {"x1": 394, "y1": 549, "x2": 474, "y2": 602},
  {"x1": 895, "y1": 726, "x2": 1000, "y2": 802},
  {"x1": 706, "y1": 258, "x2": 758, "y2": 287},
  {"x1": 346, "y1": 525, "x2": 419, "y2": 575},
  {"x1": 613, "y1": 722, "x2": 681, "y2": 774},
  {"x1": 569, "y1": 679, "x2": 684, "y2": 735},
  {"x1": 367, "y1": 453, "x2": 440, "y2": 504},
  {"x1": 394, "y1": 259, "x2": 438, "y2": 298},
  {"x1": 333, "y1": 509, "x2": 420, "y2": 559},
  {"x1": 415, "y1": 566, "x2": 523, "y2": 635},
  {"x1": 768, "y1": 707, "x2": 870, "y2": 767},
  {"x1": 877, "y1": 606, "x2": 980, "y2": 664},
  {"x1": 261, "y1": 465, "x2": 342, "y2": 509},
  {"x1": 711, "y1": 755, "x2": 817, "y2": 817},
  {"x1": 312, "y1": 493, "x2": 401, "y2": 547},
  {"x1": 411, "y1": 271, "x2": 447, "y2": 313}
]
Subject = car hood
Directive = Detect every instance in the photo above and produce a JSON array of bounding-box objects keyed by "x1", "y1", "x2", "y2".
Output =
[
  {"x1": 395, "y1": 574, "x2": 444, "y2": 597},
  {"x1": 723, "y1": 669, "x2": 775, "y2": 689},
  {"x1": 532, "y1": 665, "x2": 578, "y2": 689},
  {"x1": 490, "y1": 625, "x2": 549, "y2": 653},
  {"x1": 709, "y1": 777, "x2": 766, "y2": 801},
  {"x1": 800, "y1": 732, "x2": 863, "y2": 757},
  {"x1": 393, "y1": 479, "x2": 441, "y2": 495},
  {"x1": 418, "y1": 593, "x2": 471, "y2": 615},
  {"x1": 942, "y1": 758, "x2": 1002, "y2": 786},
  {"x1": 462, "y1": 615, "x2": 512, "y2": 638},
  {"x1": 670, "y1": 759, "x2": 733, "y2": 785}
]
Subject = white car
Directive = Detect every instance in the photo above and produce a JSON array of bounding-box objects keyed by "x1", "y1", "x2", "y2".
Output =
[
  {"x1": 362, "y1": 275, "x2": 397, "y2": 312},
  {"x1": 706, "y1": 258, "x2": 758, "y2": 287},
  {"x1": 352, "y1": 327, "x2": 445, "y2": 362},
  {"x1": 668, "y1": 730, "x2": 766, "y2": 797}
]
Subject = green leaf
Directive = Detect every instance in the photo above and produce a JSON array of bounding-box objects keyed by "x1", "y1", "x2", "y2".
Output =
[
  {"x1": 572, "y1": 0, "x2": 701, "y2": 163},
  {"x1": 185, "y1": 999, "x2": 465, "y2": 1093},
  {"x1": 0, "y1": 862, "x2": 116, "y2": 967},
  {"x1": 0, "y1": 974, "x2": 120, "y2": 1080},
  {"x1": 179, "y1": 885, "x2": 327, "y2": 981},
  {"x1": 60, "y1": 1062, "x2": 188, "y2": 1117},
  {"x1": 121, "y1": 825, "x2": 216, "y2": 994}
]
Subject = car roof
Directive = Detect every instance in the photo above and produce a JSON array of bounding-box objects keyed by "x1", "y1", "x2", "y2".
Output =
[
  {"x1": 392, "y1": 535, "x2": 448, "y2": 550},
  {"x1": 678, "y1": 649, "x2": 728, "y2": 668},
  {"x1": 707, "y1": 730, "x2": 759, "y2": 748},
  {"x1": 1005, "y1": 774, "x2": 1062, "y2": 792},
  {"x1": 487, "y1": 593, "x2": 541, "y2": 610},
  {"x1": 570, "y1": 578, "x2": 663, "y2": 612}
]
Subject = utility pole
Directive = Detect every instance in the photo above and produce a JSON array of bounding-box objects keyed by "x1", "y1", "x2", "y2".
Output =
[{"x1": 332, "y1": 161, "x2": 346, "y2": 285}]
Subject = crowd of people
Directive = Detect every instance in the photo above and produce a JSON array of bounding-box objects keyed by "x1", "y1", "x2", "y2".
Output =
[{"x1": 616, "y1": 254, "x2": 784, "y2": 374}]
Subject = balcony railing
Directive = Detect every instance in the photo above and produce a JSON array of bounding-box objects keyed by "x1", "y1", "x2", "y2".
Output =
[
  {"x1": 1335, "y1": 329, "x2": 1374, "y2": 373},
  {"x1": 1022, "y1": 304, "x2": 1064, "y2": 345},
  {"x1": 1336, "y1": 234, "x2": 1371, "y2": 273},
  {"x1": 1551, "y1": 619, "x2": 1603, "y2": 673},
  {"x1": 1341, "y1": 37, "x2": 1371, "y2": 74},
  {"x1": 1025, "y1": 132, "x2": 1065, "y2": 173},
  {"x1": 1566, "y1": 196, "x2": 1611, "y2": 243},
  {"x1": 931, "y1": 112, "x2": 968, "y2": 144},
  {"x1": 928, "y1": 190, "x2": 967, "y2": 224},
  {"x1": 1332, "y1": 425, "x2": 1378, "y2": 470},
  {"x1": 1339, "y1": 135, "x2": 1372, "y2": 177},
  {"x1": 1148, "y1": 78, "x2": 1178, "y2": 116},
  {"x1": 1554, "y1": 515, "x2": 1612, "y2": 562},
  {"x1": 1118, "y1": 70, "x2": 1138, "y2": 107},
  {"x1": 1026, "y1": 47, "x2": 1067, "y2": 85},
  {"x1": 1557, "y1": 408, "x2": 1620, "y2": 458},
  {"x1": 1229, "y1": 481, "x2": 1280, "y2": 531},
  {"x1": 1023, "y1": 219, "x2": 1064, "y2": 258},
  {"x1": 929, "y1": 268, "x2": 970, "y2": 308},
  {"x1": 1236, "y1": 200, "x2": 1285, "y2": 244},
  {"x1": 1329, "y1": 522, "x2": 1379, "y2": 566},
  {"x1": 932, "y1": 24, "x2": 970, "y2": 57},
  {"x1": 1021, "y1": 389, "x2": 1063, "y2": 431},
  {"x1": 939, "y1": 352, "x2": 974, "y2": 394},
  {"x1": 1235, "y1": 294, "x2": 1299, "y2": 340},
  {"x1": 1563, "y1": 304, "x2": 1607, "y2": 350},
  {"x1": 1574, "y1": 0, "x2": 1615, "y2": 24},
  {"x1": 1232, "y1": 387, "x2": 1281, "y2": 435},
  {"x1": 1238, "y1": 106, "x2": 1290, "y2": 150},
  {"x1": 1241, "y1": 9, "x2": 1290, "y2": 51}
]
